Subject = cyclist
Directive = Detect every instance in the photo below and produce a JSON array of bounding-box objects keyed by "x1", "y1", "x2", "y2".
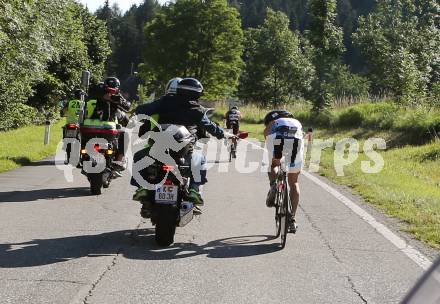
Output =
[
  {"x1": 225, "y1": 106, "x2": 242, "y2": 135},
  {"x1": 224, "y1": 106, "x2": 242, "y2": 157},
  {"x1": 264, "y1": 110, "x2": 304, "y2": 233}
]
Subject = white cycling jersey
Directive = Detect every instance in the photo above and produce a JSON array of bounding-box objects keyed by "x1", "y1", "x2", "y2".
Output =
[{"x1": 270, "y1": 117, "x2": 304, "y2": 139}]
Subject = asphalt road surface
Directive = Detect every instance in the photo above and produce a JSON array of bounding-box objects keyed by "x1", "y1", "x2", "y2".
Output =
[{"x1": 0, "y1": 141, "x2": 435, "y2": 304}]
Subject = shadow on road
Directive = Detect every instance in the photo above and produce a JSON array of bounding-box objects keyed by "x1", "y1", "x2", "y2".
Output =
[
  {"x1": 0, "y1": 187, "x2": 91, "y2": 203},
  {"x1": 0, "y1": 229, "x2": 281, "y2": 268},
  {"x1": 0, "y1": 157, "x2": 54, "y2": 167}
]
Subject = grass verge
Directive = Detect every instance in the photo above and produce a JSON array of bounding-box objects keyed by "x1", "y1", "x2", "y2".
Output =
[{"x1": 0, "y1": 120, "x2": 65, "y2": 173}]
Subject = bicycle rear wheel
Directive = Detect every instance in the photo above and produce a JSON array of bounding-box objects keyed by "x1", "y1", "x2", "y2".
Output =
[{"x1": 279, "y1": 178, "x2": 289, "y2": 248}]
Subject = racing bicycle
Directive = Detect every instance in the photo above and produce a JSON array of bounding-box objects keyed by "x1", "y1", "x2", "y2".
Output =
[{"x1": 273, "y1": 165, "x2": 293, "y2": 249}]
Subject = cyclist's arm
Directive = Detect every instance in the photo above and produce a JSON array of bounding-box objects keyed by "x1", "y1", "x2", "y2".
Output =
[{"x1": 264, "y1": 121, "x2": 275, "y2": 139}]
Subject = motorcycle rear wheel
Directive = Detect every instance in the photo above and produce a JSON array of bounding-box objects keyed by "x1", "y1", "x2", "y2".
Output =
[
  {"x1": 154, "y1": 206, "x2": 178, "y2": 247},
  {"x1": 89, "y1": 173, "x2": 103, "y2": 195}
]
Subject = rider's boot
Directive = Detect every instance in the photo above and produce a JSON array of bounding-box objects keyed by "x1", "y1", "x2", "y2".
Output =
[
  {"x1": 187, "y1": 188, "x2": 204, "y2": 206},
  {"x1": 133, "y1": 188, "x2": 153, "y2": 218},
  {"x1": 186, "y1": 182, "x2": 204, "y2": 206}
]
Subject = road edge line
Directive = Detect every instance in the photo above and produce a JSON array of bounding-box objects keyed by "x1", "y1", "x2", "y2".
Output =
[{"x1": 303, "y1": 171, "x2": 432, "y2": 271}]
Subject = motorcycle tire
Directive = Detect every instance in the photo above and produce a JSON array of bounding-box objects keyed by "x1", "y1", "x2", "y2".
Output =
[
  {"x1": 89, "y1": 173, "x2": 103, "y2": 195},
  {"x1": 155, "y1": 205, "x2": 178, "y2": 247}
]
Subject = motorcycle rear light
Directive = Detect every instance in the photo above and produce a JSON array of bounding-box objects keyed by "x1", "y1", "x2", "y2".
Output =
[
  {"x1": 94, "y1": 144, "x2": 100, "y2": 152},
  {"x1": 162, "y1": 165, "x2": 175, "y2": 172},
  {"x1": 164, "y1": 179, "x2": 173, "y2": 185},
  {"x1": 67, "y1": 124, "x2": 78, "y2": 129},
  {"x1": 81, "y1": 149, "x2": 87, "y2": 154},
  {"x1": 106, "y1": 150, "x2": 113, "y2": 155}
]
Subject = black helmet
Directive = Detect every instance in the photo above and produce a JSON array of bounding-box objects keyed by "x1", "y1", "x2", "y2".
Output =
[
  {"x1": 105, "y1": 77, "x2": 120, "y2": 88},
  {"x1": 231, "y1": 106, "x2": 238, "y2": 110},
  {"x1": 74, "y1": 89, "x2": 83, "y2": 99},
  {"x1": 176, "y1": 78, "x2": 204, "y2": 100},
  {"x1": 263, "y1": 110, "x2": 294, "y2": 126}
]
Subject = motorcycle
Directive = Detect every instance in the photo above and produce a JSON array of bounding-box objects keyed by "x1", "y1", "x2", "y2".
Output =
[
  {"x1": 133, "y1": 124, "x2": 197, "y2": 246},
  {"x1": 149, "y1": 160, "x2": 195, "y2": 247},
  {"x1": 134, "y1": 123, "x2": 248, "y2": 247},
  {"x1": 79, "y1": 122, "x2": 120, "y2": 195}
]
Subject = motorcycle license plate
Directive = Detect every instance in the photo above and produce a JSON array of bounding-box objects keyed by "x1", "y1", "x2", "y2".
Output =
[
  {"x1": 65, "y1": 129, "x2": 77, "y2": 138},
  {"x1": 155, "y1": 185, "x2": 178, "y2": 203}
]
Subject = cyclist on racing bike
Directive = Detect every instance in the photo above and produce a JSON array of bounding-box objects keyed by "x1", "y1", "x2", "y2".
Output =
[
  {"x1": 264, "y1": 110, "x2": 304, "y2": 233},
  {"x1": 225, "y1": 106, "x2": 242, "y2": 135},
  {"x1": 225, "y1": 106, "x2": 242, "y2": 156}
]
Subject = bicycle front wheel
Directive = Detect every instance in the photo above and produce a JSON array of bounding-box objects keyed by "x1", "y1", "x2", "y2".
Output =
[
  {"x1": 274, "y1": 185, "x2": 283, "y2": 238},
  {"x1": 279, "y1": 182, "x2": 289, "y2": 249}
]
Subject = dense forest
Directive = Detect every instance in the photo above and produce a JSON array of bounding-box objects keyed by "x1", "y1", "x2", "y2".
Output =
[{"x1": 1, "y1": 0, "x2": 439, "y2": 131}]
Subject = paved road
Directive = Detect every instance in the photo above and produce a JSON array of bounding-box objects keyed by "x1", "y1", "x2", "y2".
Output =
[{"x1": 0, "y1": 141, "x2": 433, "y2": 304}]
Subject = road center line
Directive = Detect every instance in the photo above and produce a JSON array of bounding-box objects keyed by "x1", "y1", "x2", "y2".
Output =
[{"x1": 302, "y1": 171, "x2": 432, "y2": 271}]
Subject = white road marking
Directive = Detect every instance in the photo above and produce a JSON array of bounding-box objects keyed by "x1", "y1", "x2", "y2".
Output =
[{"x1": 303, "y1": 171, "x2": 433, "y2": 271}]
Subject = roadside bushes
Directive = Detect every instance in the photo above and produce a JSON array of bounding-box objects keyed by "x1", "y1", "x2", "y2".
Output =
[
  {"x1": 0, "y1": 0, "x2": 110, "y2": 131},
  {"x1": 326, "y1": 102, "x2": 440, "y2": 144},
  {"x1": 0, "y1": 104, "x2": 42, "y2": 131}
]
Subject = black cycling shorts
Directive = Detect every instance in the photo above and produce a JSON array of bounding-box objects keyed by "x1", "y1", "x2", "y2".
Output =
[
  {"x1": 226, "y1": 122, "x2": 239, "y2": 135},
  {"x1": 273, "y1": 136, "x2": 299, "y2": 163}
]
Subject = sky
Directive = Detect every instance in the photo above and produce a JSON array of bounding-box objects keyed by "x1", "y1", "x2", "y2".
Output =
[{"x1": 79, "y1": 0, "x2": 145, "y2": 13}]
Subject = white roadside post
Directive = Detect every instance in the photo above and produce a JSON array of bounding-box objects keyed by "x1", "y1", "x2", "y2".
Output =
[{"x1": 44, "y1": 119, "x2": 51, "y2": 145}]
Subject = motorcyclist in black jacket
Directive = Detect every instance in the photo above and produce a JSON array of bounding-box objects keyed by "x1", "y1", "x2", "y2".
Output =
[
  {"x1": 89, "y1": 77, "x2": 132, "y2": 172},
  {"x1": 131, "y1": 78, "x2": 225, "y2": 218}
]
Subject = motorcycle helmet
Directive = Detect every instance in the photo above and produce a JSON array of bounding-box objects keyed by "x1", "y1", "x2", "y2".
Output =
[
  {"x1": 176, "y1": 78, "x2": 204, "y2": 100},
  {"x1": 105, "y1": 77, "x2": 121, "y2": 89},
  {"x1": 165, "y1": 77, "x2": 183, "y2": 95}
]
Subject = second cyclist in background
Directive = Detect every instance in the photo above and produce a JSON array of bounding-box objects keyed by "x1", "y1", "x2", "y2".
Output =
[{"x1": 224, "y1": 106, "x2": 242, "y2": 157}]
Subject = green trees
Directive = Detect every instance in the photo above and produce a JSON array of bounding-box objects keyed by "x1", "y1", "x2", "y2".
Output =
[
  {"x1": 0, "y1": 0, "x2": 110, "y2": 131},
  {"x1": 354, "y1": 0, "x2": 440, "y2": 103},
  {"x1": 306, "y1": 0, "x2": 369, "y2": 109},
  {"x1": 142, "y1": 0, "x2": 244, "y2": 99},
  {"x1": 239, "y1": 9, "x2": 314, "y2": 106}
]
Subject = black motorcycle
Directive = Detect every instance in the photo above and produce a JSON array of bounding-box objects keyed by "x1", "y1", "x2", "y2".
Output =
[{"x1": 133, "y1": 124, "x2": 199, "y2": 246}]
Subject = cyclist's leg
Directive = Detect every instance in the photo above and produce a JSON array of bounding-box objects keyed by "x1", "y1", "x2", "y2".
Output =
[
  {"x1": 269, "y1": 159, "x2": 281, "y2": 183},
  {"x1": 287, "y1": 171, "x2": 301, "y2": 218},
  {"x1": 232, "y1": 123, "x2": 239, "y2": 149},
  {"x1": 269, "y1": 137, "x2": 283, "y2": 184},
  {"x1": 266, "y1": 137, "x2": 283, "y2": 207},
  {"x1": 286, "y1": 137, "x2": 303, "y2": 232}
]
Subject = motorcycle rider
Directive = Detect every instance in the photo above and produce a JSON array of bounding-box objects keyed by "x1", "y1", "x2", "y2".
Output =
[
  {"x1": 132, "y1": 77, "x2": 225, "y2": 218},
  {"x1": 89, "y1": 77, "x2": 131, "y2": 172}
]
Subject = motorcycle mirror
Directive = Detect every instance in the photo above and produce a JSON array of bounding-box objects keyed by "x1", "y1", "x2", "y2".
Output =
[
  {"x1": 238, "y1": 131, "x2": 249, "y2": 139},
  {"x1": 205, "y1": 108, "x2": 215, "y2": 118},
  {"x1": 81, "y1": 71, "x2": 91, "y2": 90}
]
